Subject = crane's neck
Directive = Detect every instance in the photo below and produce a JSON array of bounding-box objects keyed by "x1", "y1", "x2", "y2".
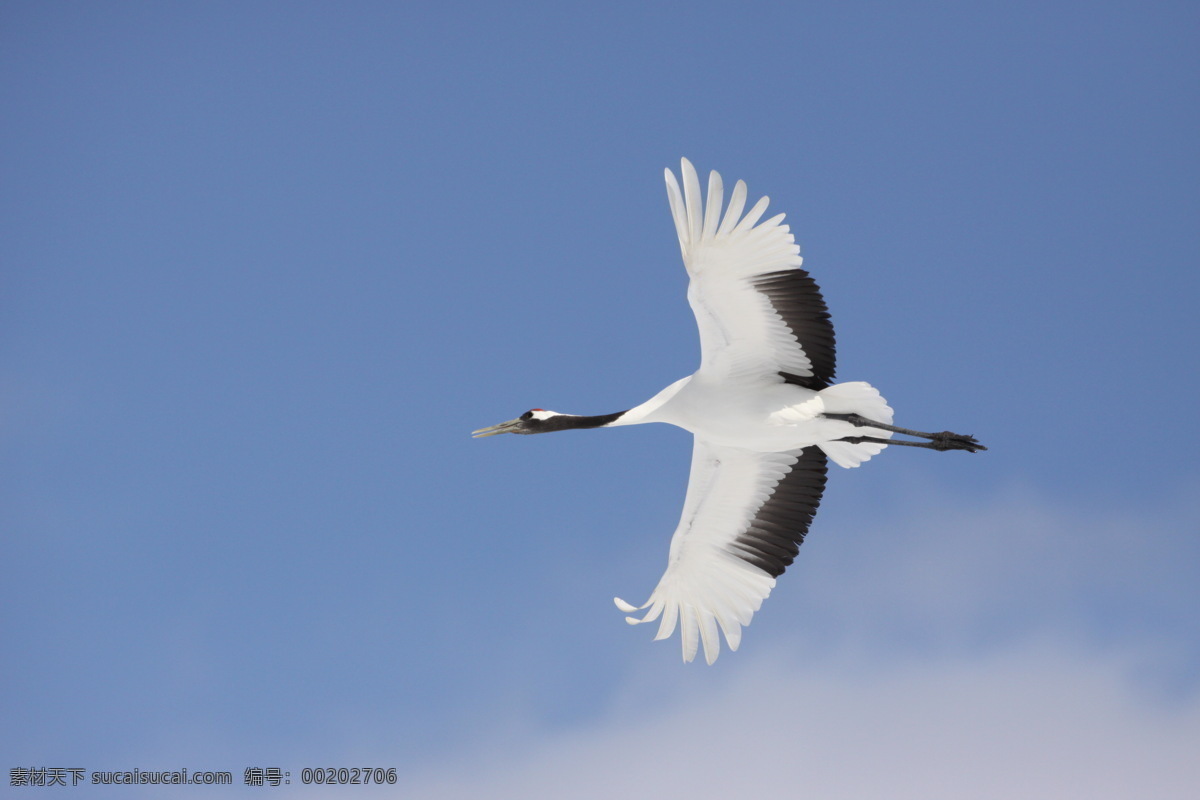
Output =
[
  {"x1": 547, "y1": 377, "x2": 691, "y2": 433},
  {"x1": 604, "y1": 376, "x2": 692, "y2": 427},
  {"x1": 540, "y1": 411, "x2": 629, "y2": 432}
]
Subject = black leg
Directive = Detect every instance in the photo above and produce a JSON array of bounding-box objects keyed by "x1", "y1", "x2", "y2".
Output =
[
  {"x1": 838, "y1": 434, "x2": 984, "y2": 452},
  {"x1": 826, "y1": 413, "x2": 987, "y2": 453}
]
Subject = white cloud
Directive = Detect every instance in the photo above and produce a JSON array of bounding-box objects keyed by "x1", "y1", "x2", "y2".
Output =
[{"x1": 392, "y1": 641, "x2": 1200, "y2": 800}]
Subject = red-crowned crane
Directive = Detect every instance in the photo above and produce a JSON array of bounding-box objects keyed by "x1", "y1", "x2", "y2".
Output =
[{"x1": 474, "y1": 159, "x2": 985, "y2": 664}]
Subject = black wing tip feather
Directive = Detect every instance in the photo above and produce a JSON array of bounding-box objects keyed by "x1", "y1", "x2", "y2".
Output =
[
  {"x1": 728, "y1": 446, "x2": 828, "y2": 578},
  {"x1": 751, "y1": 268, "x2": 837, "y2": 390}
]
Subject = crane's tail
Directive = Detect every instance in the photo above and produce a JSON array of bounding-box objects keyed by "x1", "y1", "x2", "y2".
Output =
[{"x1": 817, "y1": 381, "x2": 894, "y2": 468}]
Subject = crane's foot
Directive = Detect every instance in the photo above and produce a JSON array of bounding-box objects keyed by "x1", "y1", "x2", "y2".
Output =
[{"x1": 929, "y1": 431, "x2": 986, "y2": 452}]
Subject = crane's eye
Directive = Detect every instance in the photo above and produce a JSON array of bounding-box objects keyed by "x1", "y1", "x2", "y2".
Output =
[{"x1": 520, "y1": 411, "x2": 534, "y2": 421}]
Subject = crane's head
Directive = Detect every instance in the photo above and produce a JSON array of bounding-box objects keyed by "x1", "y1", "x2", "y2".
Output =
[{"x1": 471, "y1": 409, "x2": 562, "y2": 437}]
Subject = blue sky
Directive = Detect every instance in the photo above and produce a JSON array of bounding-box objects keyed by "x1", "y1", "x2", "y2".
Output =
[{"x1": 3, "y1": 1, "x2": 1198, "y2": 796}]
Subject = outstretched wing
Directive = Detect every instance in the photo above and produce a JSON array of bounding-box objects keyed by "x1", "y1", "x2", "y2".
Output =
[
  {"x1": 615, "y1": 440, "x2": 828, "y2": 664},
  {"x1": 664, "y1": 158, "x2": 836, "y2": 390}
]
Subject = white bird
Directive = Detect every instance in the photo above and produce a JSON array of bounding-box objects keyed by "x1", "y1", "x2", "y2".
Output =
[{"x1": 474, "y1": 159, "x2": 985, "y2": 664}]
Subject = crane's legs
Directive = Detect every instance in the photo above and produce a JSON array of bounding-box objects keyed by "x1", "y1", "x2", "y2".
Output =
[{"x1": 824, "y1": 412, "x2": 987, "y2": 453}]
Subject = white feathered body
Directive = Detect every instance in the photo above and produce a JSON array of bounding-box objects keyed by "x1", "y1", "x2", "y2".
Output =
[{"x1": 618, "y1": 374, "x2": 892, "y2": 467}]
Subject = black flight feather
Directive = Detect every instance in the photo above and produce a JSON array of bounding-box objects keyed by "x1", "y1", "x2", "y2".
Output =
[
  {"x1": 750, "y1": 268, "x2": 837, "y2": 391},
  {"x1": 727, "y1": 446, "x2": 828, "y2": 578}
]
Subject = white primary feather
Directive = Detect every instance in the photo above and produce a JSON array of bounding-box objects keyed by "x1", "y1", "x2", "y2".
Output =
[
  {"x1": 615, "y1": 441, "x2": 796, "y2": 665},
  {"x1": 665, "y1": 159, "x2": 810, "y2": 383}
]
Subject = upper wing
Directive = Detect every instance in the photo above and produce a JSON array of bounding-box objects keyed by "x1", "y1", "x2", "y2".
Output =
[
  {"x1": 615, "y1": 440, "x2": 828, "y2": 664},
  {"x1": 665, "y1": 158, "x2": 836, "y2": 389}
]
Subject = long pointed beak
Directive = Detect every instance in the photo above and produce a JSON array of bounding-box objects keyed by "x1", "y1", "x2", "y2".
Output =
[{"x1": 471, "y1": 418, "x2": 523, "y2": 438}]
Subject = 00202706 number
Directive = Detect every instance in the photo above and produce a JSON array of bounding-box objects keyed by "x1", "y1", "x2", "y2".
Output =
[{"x1": 300, "y1": 767, "x2": 397, "y2": 785}]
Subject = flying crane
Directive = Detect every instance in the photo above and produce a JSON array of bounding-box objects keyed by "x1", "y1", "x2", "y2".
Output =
[{"x1": 474, "y1": 159, "x2": 985, "y2": 664}]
